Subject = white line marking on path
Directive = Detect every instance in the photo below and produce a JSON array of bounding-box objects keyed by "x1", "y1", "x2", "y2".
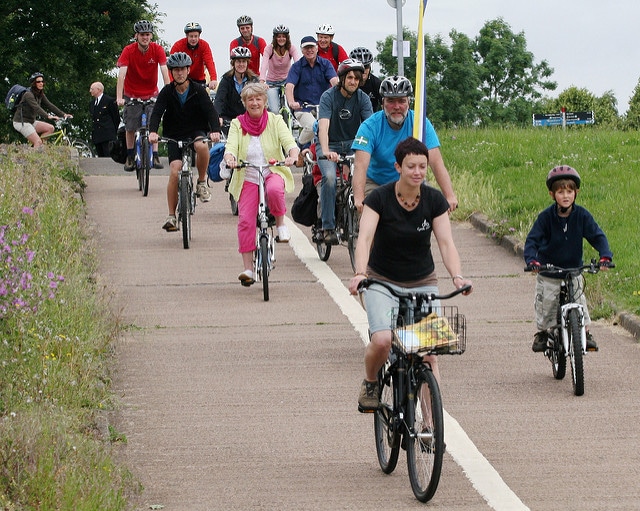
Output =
[{"x1": 286, "y1": 218, "x2": 530, "y2": 511}]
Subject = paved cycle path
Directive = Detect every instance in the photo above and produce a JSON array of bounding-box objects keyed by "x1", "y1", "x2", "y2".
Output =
[{"x1": 82, "y1": 158, "x2": 640, "y2": 511}]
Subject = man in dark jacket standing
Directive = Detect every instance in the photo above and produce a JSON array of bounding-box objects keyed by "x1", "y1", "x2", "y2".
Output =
[
  {"x1": 89, "y1": 82, "x2": 120, "y2": 157},
  {"x1": 149, "y1": 52, "x2": 221, "y2": 232}
]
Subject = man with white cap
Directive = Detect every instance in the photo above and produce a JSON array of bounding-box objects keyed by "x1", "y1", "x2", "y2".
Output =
[{"x1": 285, "y1": 36, "x2": 338, "y2": 146}]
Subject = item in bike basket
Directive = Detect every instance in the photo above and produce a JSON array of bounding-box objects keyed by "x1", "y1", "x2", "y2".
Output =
[
  {"x1": 206, "y1": 142, "x2": 227, "y2": 182},
  {"x1": 291, "y1": 172, "x2": 318, "y2": 226},
  {"x1": 395, "y1": 313, "x2": 459, "y2": 353}
]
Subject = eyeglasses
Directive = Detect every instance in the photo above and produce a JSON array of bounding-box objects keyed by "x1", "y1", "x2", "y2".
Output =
[
  {"x1": 35, "y1": 80, "x2": 44, "y2": 84},
  {"x1": 339, "y1": 108, "x2": 352, "y2": 120}
]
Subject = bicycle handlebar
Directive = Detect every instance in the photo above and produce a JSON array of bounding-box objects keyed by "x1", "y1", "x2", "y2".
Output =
[
  {"x1": 524, "y1": 258, "x2": 615, "y2": 274},
  {"x1": 157, "y1": 135, "x2": 211, "y2": 148},
  {"x1": 357, "y1": 278, "x2": 471, "y2": 301},
  {"x1": 232, "y1": 159, "x2": 286, "y2": 169}
]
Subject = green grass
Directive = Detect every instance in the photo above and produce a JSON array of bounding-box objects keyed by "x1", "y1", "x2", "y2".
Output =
[
  {"x1": 440, "y1": 126, "x2": 640, "y2": 317},
  {"x1": 0, "y1": 145, "x2": 137, "y2": 510}
]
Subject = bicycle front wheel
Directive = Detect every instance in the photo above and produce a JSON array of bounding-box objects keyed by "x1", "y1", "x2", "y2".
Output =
[
  {"x1": 568, "y1": 309, "x2": 584, "y2": 396},
  {"x1": 549, "y1": 330, "x2": 566, "y2": 380},
  {"x1": 70, "y1": 139, "x2": 96, "y2": 158},
  {"x1": 374, "y1": 364, "x2": 400, "y2": 474},
  {"x1": 141, "y1": 137, "x2": 151, "y2": 197},
  {"x1": 179, "y1": 175, "x2": 191, "y2": 249},
  {"x1": 406, "y1": 365, "x2": 444, "y2": 503},
  {"x1": 346, "y1": 201, "x2": 358, "y2": 272},
  {"x1": 259, "y1": 234, "x2": 270, "y2": 301}
]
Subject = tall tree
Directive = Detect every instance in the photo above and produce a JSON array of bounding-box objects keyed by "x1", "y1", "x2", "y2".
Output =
[
  {"x1": 475, "y1": 18, "x2": 556, "y2": 123},
  {"x1": 1, "y1": 0, "x2": 160, "y2": 141},
  {"x1": 626, "y1": 78, "x2": 640, "y2": 129}
]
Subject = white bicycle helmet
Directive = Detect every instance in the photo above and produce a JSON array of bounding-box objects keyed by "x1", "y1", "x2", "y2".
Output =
[
  {"x1": 231, "y1": 47, "x2": 252, "y2": 60},
  {"x1": 316, "y1": 24, "x2": 335, "y2": 35}
]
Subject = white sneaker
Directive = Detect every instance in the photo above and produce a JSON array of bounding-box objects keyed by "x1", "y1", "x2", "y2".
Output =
[
  {"x1": 196, "y1": 182, "x2": 211, "y2": 202},
  {"x1": 276, "y1": 225, "x2": 290, "y2": 243},
  {"x1": 238, "y1": 270, "x2": 255, "y2": 287},
  {"x1": 219, "y1": 161, "x2": 231, "y2": 180}
]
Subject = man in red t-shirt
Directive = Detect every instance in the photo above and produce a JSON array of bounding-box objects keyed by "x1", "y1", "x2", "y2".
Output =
[
  {"x1": 315, "y1": 24, "x2": 349, "y2": 72},
  {"x1": 171, "y1": 22, "x2": 218, "y2": 90},
  {"x1": 229, "y1": 15, "x2": 267, "y2": 75},
  {"x1": 116, "y1": 20, "x2": 170, "y2": 171}
]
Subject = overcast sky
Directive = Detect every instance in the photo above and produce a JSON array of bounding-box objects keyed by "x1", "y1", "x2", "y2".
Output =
[{"x1": 151, "y1": 0, "x2": 639, "y2": 114}]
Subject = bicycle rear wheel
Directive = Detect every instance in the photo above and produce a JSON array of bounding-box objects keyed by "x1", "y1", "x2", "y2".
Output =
[
  {"x1": 179, "y1": 175, "x2": 191, "y2": 249},
  {"x1": 568, "y1": 309, "x2": 584, "y2": 396},
  {"x1": 406, "y1": 365, "x2": 444, "y2": 503},
  {"x1": 374, "y1": 364, "x2": 400, "y2": 474},
  {"x1": 70, "y1": 139, "x2": 96, "y2": 158}
]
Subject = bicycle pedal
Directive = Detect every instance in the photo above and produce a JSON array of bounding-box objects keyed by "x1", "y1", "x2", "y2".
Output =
[
  {"x1": 586, "y1": 346, "x2": 599, "y2": 352},
  {"x1": 357, "y1": 404, "x2": 377, "y2": 414}
]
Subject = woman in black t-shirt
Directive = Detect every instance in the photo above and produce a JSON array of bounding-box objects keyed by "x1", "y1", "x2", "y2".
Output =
[{"x1": 348, "y1": 136, "x2": 473, "y2": 412}]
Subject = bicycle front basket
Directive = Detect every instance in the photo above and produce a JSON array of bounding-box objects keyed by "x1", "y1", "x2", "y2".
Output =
[{"x1": 392, "y1": 307, "x2": 466, "y2": 355}]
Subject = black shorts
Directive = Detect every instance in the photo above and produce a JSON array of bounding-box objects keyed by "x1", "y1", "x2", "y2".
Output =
[{"x1": 167, "y1": 130, "x2": 207, "y2": 163}]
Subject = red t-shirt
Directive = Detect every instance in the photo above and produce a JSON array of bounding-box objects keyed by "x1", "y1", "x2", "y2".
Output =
[
  {"x1": 229, "y1": 35, "x2": 267, "y2": 75},
  {"x1": 170, "y1": 38, "x2": 218, "y2": 82},
  {"x1": 317, "y1": 42, "x2": 349, "y2": 71},
  {"x1": 117, "y1": 42, "x2": 167, "y2": 99}
]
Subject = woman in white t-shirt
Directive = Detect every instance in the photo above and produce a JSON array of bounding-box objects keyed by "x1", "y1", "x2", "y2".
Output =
[{"x1": 259, "y1": 25, "x2": 301, "y2": 114}]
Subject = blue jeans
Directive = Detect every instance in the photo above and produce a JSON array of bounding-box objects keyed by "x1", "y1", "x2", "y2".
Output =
[
  {"x1": 316, "y1": 140, "x2": 353, "y2": 230},
  {"x1": 266, "y1": 80, "x2": 285, "y2": 115}
]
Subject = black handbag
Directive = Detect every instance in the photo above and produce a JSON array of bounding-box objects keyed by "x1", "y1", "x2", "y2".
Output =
[{"x1": 291, "y1": 172, "x2": 318, "y2": 227}]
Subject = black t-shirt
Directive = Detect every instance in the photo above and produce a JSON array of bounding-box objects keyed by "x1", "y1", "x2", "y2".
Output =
[{"x1": 364, "y1": 182, "x2": 449, "y2": 282}]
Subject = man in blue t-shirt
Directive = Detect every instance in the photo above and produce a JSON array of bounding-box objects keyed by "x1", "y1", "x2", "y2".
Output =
[
  {"x1": 351, "y1": 75, "x2": 457, "y2": 212},
  {"x1": 285, "y1": 36, "x2": 338, "y2": 145}
]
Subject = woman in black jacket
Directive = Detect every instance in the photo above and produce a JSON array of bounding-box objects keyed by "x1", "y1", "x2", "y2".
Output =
[{"x1": 213, "y1": 47, "x2": 259, "y2": 135}]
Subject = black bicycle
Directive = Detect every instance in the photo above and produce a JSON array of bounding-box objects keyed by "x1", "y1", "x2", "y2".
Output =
[
  {"x1": 126, "y1": 98, "x2": 156, "y2": 197},
  {"x1": 525, "y1": 258, "x2": 614, "y2": 396},
  {"x1": 305, "y1": 153, "x2": 359, "y2": 271},
  {"x1": 159, "y1": 136, "x2": 209, "y2": 249},
  {"x1": 357, "y1": 278, "x2": 469, "y2": 502}
]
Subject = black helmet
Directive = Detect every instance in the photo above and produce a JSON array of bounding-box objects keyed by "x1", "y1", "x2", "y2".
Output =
[
  {"x1": 167, "y1": 52, "x2": 192, "y2": 69},
  {"x1": 337, "y1": 58, "x2": 364, "y2": 77},
  {"x1": 546, "y1": 165, "x2": 581, "y2": 190},
  {"x1": 231, "y1": 47, "x2": 252, "y2": 60},
  {"x1": 379, "y1": 75, "x2": 413, "y2": 98},
  {"x1": 29, "y1": 72, "x2": 44, "y2": 84},
  {"x1": 134, "y1": 20, "x2": 154, "y2": 33},
  {"x1": 273, "y1": 24, "x2": 289, "y2": 35},
  {"x1": 237, "y1": 15, "x2": 253, "y2": 26},
  {"x1": 184, "y1": 22, "x2": 202, "y2": 33},
  {"x1": 349, "y1": 47, "x2": 374, "y2": 66}
]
